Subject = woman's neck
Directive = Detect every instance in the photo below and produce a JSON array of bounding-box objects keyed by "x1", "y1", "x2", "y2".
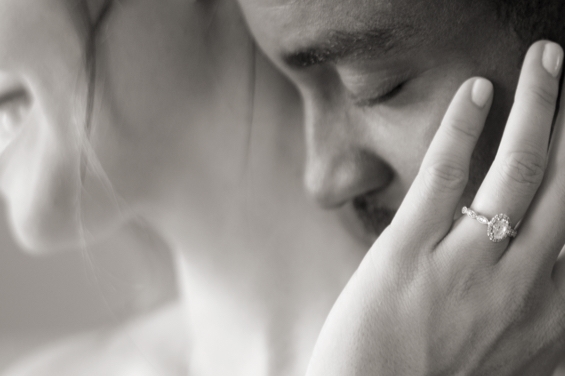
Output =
[
  {"x1": 168, "y1": 205, "x2": 364, "y2": 376},
  {"x1": 146, "y1": 71, "x2": 366, "y2": 374}
]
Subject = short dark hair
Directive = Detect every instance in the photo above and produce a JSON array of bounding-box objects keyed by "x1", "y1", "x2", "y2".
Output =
[{"x1": 493, "y1": 0, "x2": 565, "y2": 45}]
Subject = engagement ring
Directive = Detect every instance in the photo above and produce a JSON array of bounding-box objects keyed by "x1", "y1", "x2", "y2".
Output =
[{"x1": 461, "y1": 206, "x2": 518, "y2": 243}]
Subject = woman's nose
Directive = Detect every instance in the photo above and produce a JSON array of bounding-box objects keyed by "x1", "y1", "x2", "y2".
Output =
[{"x1": 303, "y1": 103, "x2": 393, "y2": 209}]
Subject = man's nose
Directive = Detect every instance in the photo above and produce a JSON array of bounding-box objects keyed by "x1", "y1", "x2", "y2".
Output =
[{"x1": 303, "y1": 102, "x2": 392, "y2": 208}]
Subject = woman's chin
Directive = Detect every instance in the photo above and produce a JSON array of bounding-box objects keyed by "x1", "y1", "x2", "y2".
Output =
[
  {"x1": 6, "y1": 211, "x2": 81, "y2": 254},
  {"x1": 4, "y1": 202, "x2": 122, "y2": 255}
]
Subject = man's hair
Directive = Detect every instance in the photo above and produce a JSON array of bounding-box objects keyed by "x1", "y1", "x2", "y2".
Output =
[{"x1": 493, "y1": 0, "x2": 565, "y2": 45}]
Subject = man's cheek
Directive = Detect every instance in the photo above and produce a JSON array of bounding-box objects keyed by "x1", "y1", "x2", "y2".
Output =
[{"x1": 371, "y1": 97, "x2": 456, "y2": 199}]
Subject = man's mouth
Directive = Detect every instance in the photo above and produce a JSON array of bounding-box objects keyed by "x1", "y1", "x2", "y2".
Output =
[
  {"x1": 337, "y1": 193, "x2": 397, "y2": 247},
  {"x1": 353, "y1": 194, "x2": 396, "y2": 238}
]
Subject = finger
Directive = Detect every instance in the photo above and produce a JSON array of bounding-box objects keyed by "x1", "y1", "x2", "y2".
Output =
[
  {"x1": 507, "y1": 79, "x2": 565, "y2": 271},
  {"x1": 462, "y1": 41, "x2": 563, "y2": 251},
  {"x1": 552, "y1": 246, "x2": 565, "y2": 296},
  {"x1": 393, "y1": 77, "x2": 492, "y2": 247}
]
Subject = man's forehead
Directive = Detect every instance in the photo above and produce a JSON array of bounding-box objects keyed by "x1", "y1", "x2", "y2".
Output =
[
  {"x1": 240, "y1": 0, "x2": 470, "y2": 59},
  {"x1": 244, "y1": 0, "x2": 411, "y2": 35}
]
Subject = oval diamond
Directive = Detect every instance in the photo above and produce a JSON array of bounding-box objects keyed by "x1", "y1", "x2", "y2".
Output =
[{"x1": 487, "y1": 214, "x2": 511, "y2": 242}]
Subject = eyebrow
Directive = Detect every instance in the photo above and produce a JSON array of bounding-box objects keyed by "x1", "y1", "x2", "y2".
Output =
[{"x1": 282, "y1": 24, "x2": 417, "y2": 69}]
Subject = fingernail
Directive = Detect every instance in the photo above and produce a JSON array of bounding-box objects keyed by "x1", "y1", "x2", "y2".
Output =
[
  {"x1": 471, "y1": 78, "x2": 493, "y2": 108},
  {"x1": 542, "y1": 42, "x2": 563, "y2": 78}
]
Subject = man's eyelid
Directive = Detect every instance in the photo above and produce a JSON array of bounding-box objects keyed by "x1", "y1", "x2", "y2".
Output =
[
  {"x1": 340, "y1": 69, "x2": 412, "y2": 105},
  {"x1": 347, "y1": 81, "x2": 406, "y2": 107}
]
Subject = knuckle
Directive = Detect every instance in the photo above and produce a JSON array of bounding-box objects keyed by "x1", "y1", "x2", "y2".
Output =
[
  {"x1": 423, "y1": 162, "x2": 468, "y2": 193},
  {"x1": 553, "y1": 283, "x2": 565, "y2": 334},
  {"x1": 556, "y1": 175, "x2": 565, "y2": 208},
  {"x1": 444, "y1": 116, "x2": 480, "y2": 142},
  {"x1": 519, "y1": 84, "x2": 557, "y2": 110},
  {"x1": 500, "y1": 149, "x2": 546, "y2": 187}
]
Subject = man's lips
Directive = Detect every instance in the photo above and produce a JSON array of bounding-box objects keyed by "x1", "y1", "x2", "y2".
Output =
[
  {"x1": 337, "y1": 193, "x2": 397, "y2": 248},
  {"x1": 353, "y1": 194, "x2": 396, "y2": 239}
]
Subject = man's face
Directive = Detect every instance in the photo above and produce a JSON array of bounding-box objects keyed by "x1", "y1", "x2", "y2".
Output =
[{"x1": 238, "y1": 0, "x2": 526, "y2": 245}]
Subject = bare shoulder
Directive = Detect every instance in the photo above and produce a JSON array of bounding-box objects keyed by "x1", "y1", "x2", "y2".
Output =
[{"x1": 3, "y1": 302, "x2": 187, "y2": 376}]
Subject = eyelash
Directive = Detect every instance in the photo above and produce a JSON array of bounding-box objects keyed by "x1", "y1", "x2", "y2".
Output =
[{"x1": 353, "y1": 81, "x2": 406, "y2": 108}]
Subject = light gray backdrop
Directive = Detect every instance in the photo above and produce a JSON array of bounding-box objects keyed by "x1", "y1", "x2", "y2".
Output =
[{"x1": 0, "y1": 201, "x2": 176, "y2": 370}]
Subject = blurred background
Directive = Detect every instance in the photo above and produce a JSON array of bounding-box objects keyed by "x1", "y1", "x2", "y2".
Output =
[{"x1": 0, "y1": 201, "x2": 177, "y2": 371}]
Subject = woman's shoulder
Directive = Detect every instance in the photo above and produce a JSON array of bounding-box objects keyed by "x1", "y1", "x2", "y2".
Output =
[
  {"x1": 3, "y1": 302, "x2": 187, "y2": 376},
  {"x1": 4, "y1": 330, "x2": 121, "y2": 376}
]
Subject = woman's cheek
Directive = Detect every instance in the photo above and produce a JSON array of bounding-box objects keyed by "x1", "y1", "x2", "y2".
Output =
[
  {"x1": 0, "y1": 87, "x2": 127, "y2": 253},
  {"x1": 0, "y1": 106, "x2": 81, "y2": 252},
  {"x1": 0, "y1": 1, "x2": 124, "y2": 253}
]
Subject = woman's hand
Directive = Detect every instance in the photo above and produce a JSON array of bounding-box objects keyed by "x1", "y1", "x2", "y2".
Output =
[{"x1": 306, "y1": 41, "x2": 565, "y2": 375}]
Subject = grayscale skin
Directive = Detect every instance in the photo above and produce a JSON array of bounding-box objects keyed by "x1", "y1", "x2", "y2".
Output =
[{"x1": 2, "y1": 0, "x2": 565, "y2": 375}]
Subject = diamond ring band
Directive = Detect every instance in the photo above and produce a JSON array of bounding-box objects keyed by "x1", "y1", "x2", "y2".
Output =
[{"x1": 461, "y1": 206, "x2": 518, "y2": 243}]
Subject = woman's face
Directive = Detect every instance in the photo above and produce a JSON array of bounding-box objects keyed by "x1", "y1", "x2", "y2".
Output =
[{"x1": 0, "y1": 0, "x2": 257, "y2": 252}]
